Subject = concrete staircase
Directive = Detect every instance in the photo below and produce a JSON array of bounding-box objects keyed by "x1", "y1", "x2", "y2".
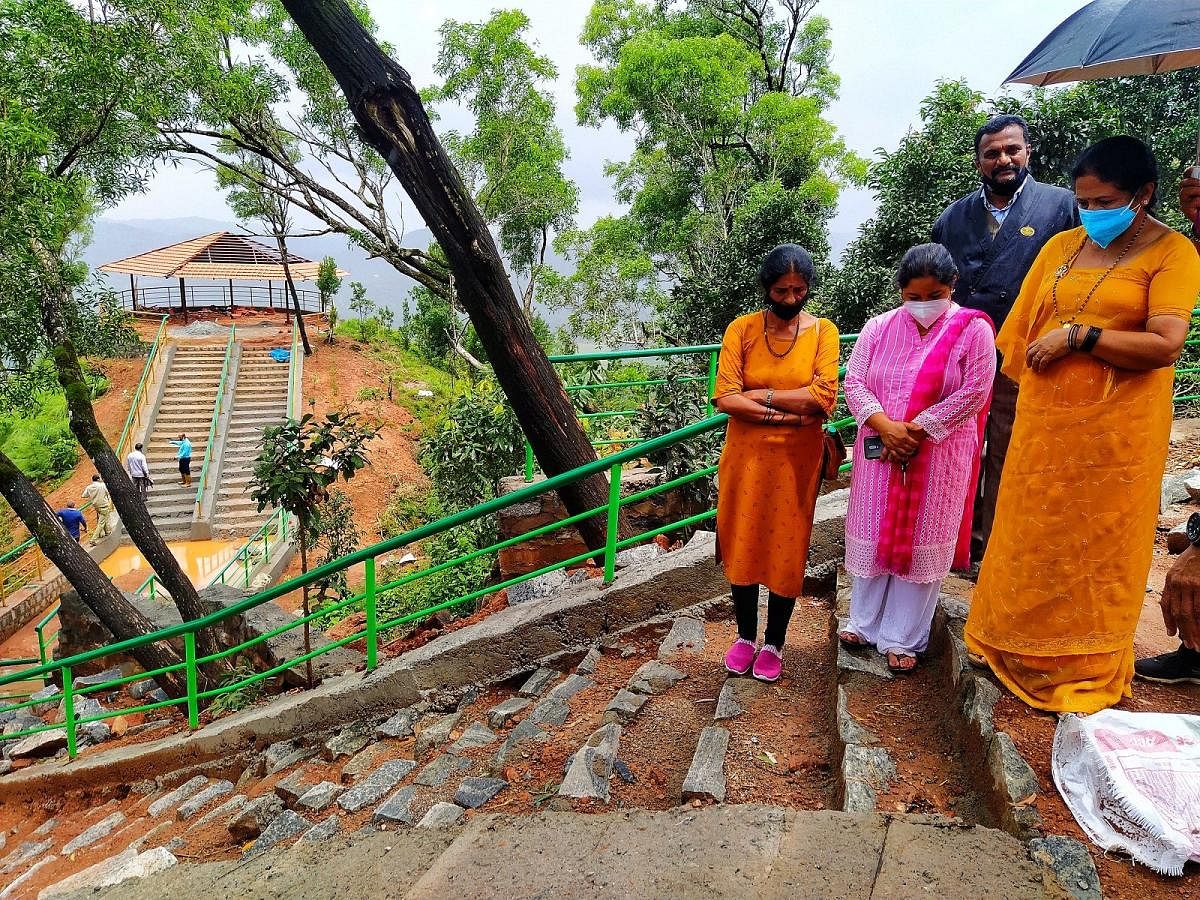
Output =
[
  {"x1": 212, "y1": 349, "x2": 291, "y2": 537},
  {"x1": 142, "y1": 345, "x2": 228, "y2": 540}
]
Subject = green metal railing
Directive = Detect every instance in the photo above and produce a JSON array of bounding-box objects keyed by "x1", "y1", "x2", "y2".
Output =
[
  {"x1": 115, "y1": 315, "x2": 170, "y2": 462},
  {"x1": 0, "y1": 414, "x2": 729, "y2": 757},
  {"x1": 287, "y1": 318, "x2": 300, "y2": 420},
  {"x1": 0, "y1": 319, "x2": 167, "y2": 603},
  {"x1": 523, "y1": 334, "x2": 860, "y2": 482},
  {"x1": 193, "y1": 326, "x2": 237, "y2": 513},
  {"x1": 209, "y1": 507, "x2": 291, "y2": 591}
]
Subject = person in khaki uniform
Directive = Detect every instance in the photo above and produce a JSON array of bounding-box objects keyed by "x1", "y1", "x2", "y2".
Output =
[{"x1": 81, "y1": 474, "x2": 114, "y2": 545}]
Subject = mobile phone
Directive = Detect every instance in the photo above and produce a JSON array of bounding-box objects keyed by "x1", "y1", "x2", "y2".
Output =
[{"x1": 863, "y1": 435, "x2": 884, "y2": 460}]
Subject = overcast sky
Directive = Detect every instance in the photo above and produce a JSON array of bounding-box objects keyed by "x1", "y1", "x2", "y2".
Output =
[{"x1": 108, "y1": 0, "x2": 1091, "y2": 238}]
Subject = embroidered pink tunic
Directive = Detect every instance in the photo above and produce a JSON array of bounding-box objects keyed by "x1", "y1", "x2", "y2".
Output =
[{"x1": 844, "y1": 305, "x2": 996, "y2": 583}]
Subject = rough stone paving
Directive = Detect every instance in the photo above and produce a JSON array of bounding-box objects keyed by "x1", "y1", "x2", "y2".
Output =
[{"x1": 9, "y1": 519, "x2": 1184, "y2": 898}]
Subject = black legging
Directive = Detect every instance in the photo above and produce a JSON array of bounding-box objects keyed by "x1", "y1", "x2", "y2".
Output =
[{"x1": 731, "y1": 583, "x2": 796, "y2": 648}]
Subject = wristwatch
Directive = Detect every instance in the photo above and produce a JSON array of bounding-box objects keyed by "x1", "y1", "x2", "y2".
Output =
[{"x1": 1186, "y1": 512, "x2": 1200, "y2": 547}]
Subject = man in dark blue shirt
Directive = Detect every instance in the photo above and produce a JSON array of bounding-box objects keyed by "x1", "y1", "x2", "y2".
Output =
[{"x1": 56, "y1": 501, "x2": 88, "y2": 542}]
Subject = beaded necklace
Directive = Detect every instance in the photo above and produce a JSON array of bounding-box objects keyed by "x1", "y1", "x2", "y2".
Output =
[
  {"x1": 1051, "y1": 215, "x2": 1146, "y2": 326},
  {"x1": 762, "y1": 310, "x2": 801, "y2": 358}
]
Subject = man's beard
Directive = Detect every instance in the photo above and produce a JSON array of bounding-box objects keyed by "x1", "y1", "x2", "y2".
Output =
[{"x1": 981, "y1": 165, "x2": 1029, "y2": 198}]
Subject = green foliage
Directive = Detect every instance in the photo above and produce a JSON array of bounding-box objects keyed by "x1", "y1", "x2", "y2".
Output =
[
  {"x1": 420, "y1": 379, "x2": 523, "y2": 511},
  {"x1": 206, "y1": 664, "x2": 265, "y2": 717},
  {"x1": 570, "y1": 0, "x2": 865, "y2": 345},
  {"x1": 250, "y1": 411, "x2": 379, "y2": 532},
  {"x1": 315, "y1": 256, "x2": 342, "y2": 310},
  {"x1": 309, "y1": 490, "x2": 362, "y2": 604},
  {"x1": 348, "y1": 281, "x2": 377, "y2": 343},
  {"x1": 426, "y1": 9, "x2": 579, "y2": 310},
  {"x1": 635, "y1": 370, "x2": 721, "y2": 506},
  {"x1": 0, "y1": 0, "x2": 164, "y2": 422},
  {"x1": 823, "y1": 71, "x2": 1200, "y2": 331}
]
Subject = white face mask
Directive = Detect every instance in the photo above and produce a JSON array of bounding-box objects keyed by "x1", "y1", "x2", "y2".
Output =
[{"x1": 903, "y1": 299, "x2": 951, "y2": 328}]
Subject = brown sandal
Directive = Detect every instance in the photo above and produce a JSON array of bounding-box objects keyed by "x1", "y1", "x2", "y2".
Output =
[
  {"x1": 838, "y1": 630, "x2": 868, "y2": 648},
  {"x1": 886, "y1": 651, "x2": 918, "y2": 674}
]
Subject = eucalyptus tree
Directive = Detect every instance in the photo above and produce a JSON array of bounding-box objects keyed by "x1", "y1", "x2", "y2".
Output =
[
  {"x1": 566, "y1": 0, "x2": 866, "y2": 345},
  {"x1": 425, "y1": 10, "x2": 580, "y2": 317},
  {"x1": 137, "y1": 0, "x2": 616, "y2": 546},
  {"x1": 216, "y1": 150, "x2": 313, "y2": 354},
  {"x1": 0, "y1": 0, "x2": 221, "y2": 665}
]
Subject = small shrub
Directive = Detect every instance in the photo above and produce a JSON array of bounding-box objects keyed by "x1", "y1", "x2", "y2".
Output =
[{"x1": 356, "y1": 386, "x2": 383, "y2": 403}]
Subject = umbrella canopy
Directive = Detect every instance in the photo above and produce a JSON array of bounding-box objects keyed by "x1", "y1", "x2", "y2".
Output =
[{"x1": 1005, "y1": 0, "x2": 1200, "y2": 86}]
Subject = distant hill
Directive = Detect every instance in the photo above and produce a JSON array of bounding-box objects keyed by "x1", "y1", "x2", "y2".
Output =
[{"x1": 85, "y1": 216, "x2": 858, "y2": 329}]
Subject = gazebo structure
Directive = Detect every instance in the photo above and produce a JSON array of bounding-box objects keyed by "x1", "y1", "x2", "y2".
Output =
[{"x1": 99, "y1": 231, "x2": 346, "y2": 322}]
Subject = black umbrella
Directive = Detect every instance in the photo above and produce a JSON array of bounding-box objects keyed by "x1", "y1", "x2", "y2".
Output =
[{"x1": 1005, "y1": 0, "x2": 1200, "y2": 164}]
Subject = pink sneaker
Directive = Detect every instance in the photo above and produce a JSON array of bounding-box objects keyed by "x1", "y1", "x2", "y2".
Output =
[
  {"x1": 724, "y1": 638, "x2": 757, "y2": 675},
  {"x1": 752, "y1": 644, "x2": 783, "y2": 682}
]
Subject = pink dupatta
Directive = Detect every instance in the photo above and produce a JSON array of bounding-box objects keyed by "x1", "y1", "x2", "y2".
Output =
[{"x1": 874, "y1": 308, "x2": 994, "y2": 576}]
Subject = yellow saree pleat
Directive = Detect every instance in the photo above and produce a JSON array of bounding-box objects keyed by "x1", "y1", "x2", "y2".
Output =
[{"x1": 965, "y1": 229, "x2": 1200, "y2": 714}]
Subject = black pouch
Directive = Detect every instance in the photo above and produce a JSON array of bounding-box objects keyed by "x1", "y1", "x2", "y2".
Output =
[{"x1": 863, "y1": 435, "x2": 884, "y2": 460}]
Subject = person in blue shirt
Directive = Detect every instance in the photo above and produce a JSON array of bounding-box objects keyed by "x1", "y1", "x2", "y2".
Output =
[
  {"x1": 55, "y1": 501, "x2": 88, "y2": 542},
  {"x1": 169, "y1": 432, "x2": 193, "y2": 486}
]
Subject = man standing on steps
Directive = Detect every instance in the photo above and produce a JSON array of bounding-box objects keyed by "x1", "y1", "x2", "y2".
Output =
[
  {"x1": 126, "y1": 442, "x2": 152, "y2": 500},
  {"x1": 55, "y1": 501, "x2": 87, "y2": 543},
  {"x1": 169, "y1": 433, "x2": 193, "y2": 487},
  {"x1": 81, "y1": 474, "x2": 114, "y2": 545},
  {"x1": 932, "y1": 114, "x2": 1078, "y2": 562},
  {"x1": 1136, "y1": 172, "x2": 1200, "y2": 686}
]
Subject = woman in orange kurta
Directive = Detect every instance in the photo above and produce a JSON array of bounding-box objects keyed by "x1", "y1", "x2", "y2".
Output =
[
  {"x1": 713, "y1": 244, "x2": 840, "y2": 682},
  {"x1": 965, "y1": 137, "x2": 1200, "y2": 713}
]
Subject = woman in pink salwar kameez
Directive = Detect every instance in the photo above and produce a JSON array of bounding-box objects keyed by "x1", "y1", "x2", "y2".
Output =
[{"x1": 840, "y1": 244, "x2": 997, "y2": 672}]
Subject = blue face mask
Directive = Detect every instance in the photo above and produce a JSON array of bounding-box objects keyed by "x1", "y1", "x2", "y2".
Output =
[{"x1": 1078, "y1": 199, "x2": 1140, "y2": 248}]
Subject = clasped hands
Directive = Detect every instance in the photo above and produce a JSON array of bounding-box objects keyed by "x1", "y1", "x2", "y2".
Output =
[{"x1": 874, "y1": 416, "x2": 926, "y2": 464}]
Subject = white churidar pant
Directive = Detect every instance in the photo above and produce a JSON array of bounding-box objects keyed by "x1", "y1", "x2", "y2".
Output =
[{"x1": 847, "y1": 573, "x2": 941, "y2": 655}]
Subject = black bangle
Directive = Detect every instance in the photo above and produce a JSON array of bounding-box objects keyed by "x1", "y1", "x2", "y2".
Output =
[
  {"x1": 1080, "y1": 326, "x2": 1102, "y2": 353},
  {"x1": 1067, "y1": 324, "x2": 1079, "y2": 351}
]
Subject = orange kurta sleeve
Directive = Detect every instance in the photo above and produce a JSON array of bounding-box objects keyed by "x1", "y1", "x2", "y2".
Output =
[
  {"x1": 713, "y1": 316, "x2": 748, "y2": 399},
  {"x1": 810, "y1": 319, "x2": 840, "y2": 415},
  {"x1": 1147, "y1": 231, "x2": 1200, "y2": 320}
]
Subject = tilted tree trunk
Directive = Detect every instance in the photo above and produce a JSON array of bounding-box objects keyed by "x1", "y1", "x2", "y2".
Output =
[
  {"x1": 276, "y1": 234, "x2": 313, "y2": 356},
  {"x1": 280, "y1": 0, "x2": 615, "y2": 549},
  {"x1": 0, "y1": 451, "x2": 186, "y2": 698},
  {"x1": 32, "y1": 265, "x2": 225, "y2": 667}
]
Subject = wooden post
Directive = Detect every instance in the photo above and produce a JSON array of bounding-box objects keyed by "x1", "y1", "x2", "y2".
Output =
[
  {"x1": 228, "y1": 278, "x2": 234, "y2": 310},
  {"x1": 129, "y1": 274, "x2": 137, "y2": 310},
  {"x1": 268, "y1": 280, "x2": 274, "y2": 310},
  {"x1": 178, "y1": 277, "x2": 189, "y2": 324}
]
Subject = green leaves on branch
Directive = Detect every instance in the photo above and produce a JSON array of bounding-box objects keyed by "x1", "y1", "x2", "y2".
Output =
[
  {"x1": 822, "y1": 72, "x2": 1200, "y2": 332},
  {"x1": 425, "y1": 9, "x2": 579, "y2": 313},
  {"x1": 565, "y1": 0, "x2": 865, "y2": 346},
  {"x1": 250, "y1": 411, "x2": 379, "y2": 526}
]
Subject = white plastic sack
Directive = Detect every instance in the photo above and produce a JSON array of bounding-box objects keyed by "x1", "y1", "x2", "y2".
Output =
[{"x1": 1052, "y1": 709, "x2": 1200, "y2": 875}]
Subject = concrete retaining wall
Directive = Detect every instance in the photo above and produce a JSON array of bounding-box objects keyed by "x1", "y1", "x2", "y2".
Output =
[{"x1": 0, "y1": 530, "x2": 729, "y2": 798}]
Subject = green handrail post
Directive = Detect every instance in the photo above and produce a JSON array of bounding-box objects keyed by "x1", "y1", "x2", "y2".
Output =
[
  {"x1": 706, "y1": 349, "x2": 719, "y2": 417},
  {"x1": 184, "y1": 632, "x2": 199, "y2": 730},
  {"x1": 62, "y1": 665, "x2": 76, "y2": 759},
  {"x1": 243, "y1": 553, "x2": 251, "y2": 589},
  {"x1": 364, "y1": 557, "x2": 378, "y2": 671},
  {"x1": 603, "y1": 462, "x2": 622, "y2": 583},
  {"x1": 524, "y1": 442, "x2": 534, "y2": 483},
  {"x1": 115, "y1": 315, "x2": 169, "y2": 461},
  {"x1": 149, "y1": 576, "x2": 156, "y2": 601}
]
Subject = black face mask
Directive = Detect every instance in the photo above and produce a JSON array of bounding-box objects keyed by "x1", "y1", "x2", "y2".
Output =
[
  {"x1": 981, "y1": 165, "x2": 1029, "y2": 198},
  {"x1": 768, "y1": 301, "x2": 803, "y2": 321}
]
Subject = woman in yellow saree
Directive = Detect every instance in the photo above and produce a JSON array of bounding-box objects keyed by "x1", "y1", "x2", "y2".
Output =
[{"x1": 965, "y1": 137, "x2": 1200, "y2": 714}]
